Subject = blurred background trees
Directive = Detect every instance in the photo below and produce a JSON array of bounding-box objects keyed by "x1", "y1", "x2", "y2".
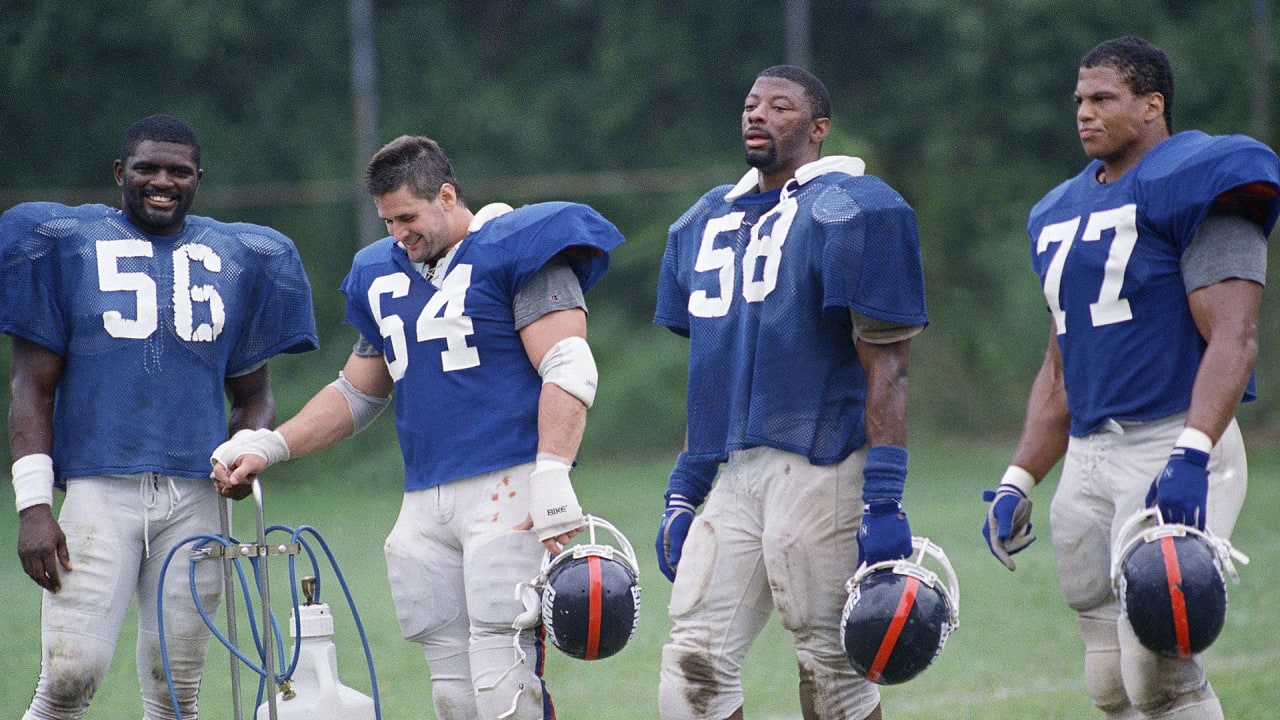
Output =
[{"x1": 2, "y1": 0, "x2": 1277, "y2": 459}]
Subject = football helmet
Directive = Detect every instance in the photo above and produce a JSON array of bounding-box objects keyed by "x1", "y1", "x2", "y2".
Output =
[
  {"x1": 840, "y1": 537, "x2": 959, "y2": 685},
  {"x1": 1111, "y1": 508, "x2": 1248, "y2": 659},
  {"x1": 540, "y1": 515, "x2": 641, "y2": 660}
]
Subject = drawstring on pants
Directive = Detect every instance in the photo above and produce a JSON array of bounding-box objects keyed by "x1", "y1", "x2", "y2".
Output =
[{"x1": 139, "y1": 474, "x2": 183, "y2": 558}]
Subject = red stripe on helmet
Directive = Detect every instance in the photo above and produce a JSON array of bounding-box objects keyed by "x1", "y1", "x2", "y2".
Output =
[
  {"x1": 867, "y1": 575, "x2": 920, "y2": 683},
  {"x1": 586, "y1": 556, "x2": 603, "y2": 660},
  {"x1": 1160, "y1": 535, "x2": 1192, "y2": 659}
]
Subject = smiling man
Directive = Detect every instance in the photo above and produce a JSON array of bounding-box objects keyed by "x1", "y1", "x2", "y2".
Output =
[
  {"x1": 209, "y1": 134, "x2": 625, "y2": 720},
  {"x1": 983, "y1": 36, "x2": 1280, "y2": 720},
  {"x1": 1, "y1": 114, "x2": 318, "y2": 720}
]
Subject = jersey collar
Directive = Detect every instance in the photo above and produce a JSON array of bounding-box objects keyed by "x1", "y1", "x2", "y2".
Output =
[{"x1": 723, "y1": 155, "x2": 867, "y2": 201}]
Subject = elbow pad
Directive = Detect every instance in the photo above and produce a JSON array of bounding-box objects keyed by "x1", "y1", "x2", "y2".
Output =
[
  {"x1": 328, "y1": 372, "x2": 392, "y2": 434},
  {"x1": 538, "y1": 336, "x2": 598, "y2": 408}
]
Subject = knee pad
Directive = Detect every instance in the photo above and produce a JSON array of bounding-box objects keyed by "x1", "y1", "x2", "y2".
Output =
[
  {"x1": 471, "y1": 631, "x2": 547, "y2": 720},
  {"x1": 422, "y1": 651, "x2": 478, "y2": 720},
  {"x1": 659, "y1": 644, "x2": 742, "y2": 720},
  {"x1": 1079, "y1": 610, "x2": 1131, "y2": 715},
  {"x1": 1117, "y1": 619, "x2": 1215, "y2": 717}
]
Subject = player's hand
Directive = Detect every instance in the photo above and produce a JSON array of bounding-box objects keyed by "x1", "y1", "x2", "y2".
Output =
[
  {"x1": 982, "y1": 484, "x2": 1035, "y2": 571},
  {"x1": 1146, "y1": 446, "x2": 1209, "y2": 530},
  {"x1": 17, "y1": 504, "x2": 72, "y2": 593},
  {"x1": 656, "y1": 493, "x2": 696, "y2": 582},
  {"x1": 209, "y1": 428, "x2": 288, "y2": 499},
  {"x1": 523, "y1": 458, "x2": 584, "y2": 554},
  {"x1": 858, "y1": 501, "x2": 912, "y2": 567}
]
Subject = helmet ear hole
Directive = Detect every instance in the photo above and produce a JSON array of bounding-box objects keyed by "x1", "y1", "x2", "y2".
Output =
[
  {"x1": 538, "y1": 515, "x2": 642, "y2": 661},
  {"x1": 840, "y1": 537, "x2": 959, "y2": 685}
]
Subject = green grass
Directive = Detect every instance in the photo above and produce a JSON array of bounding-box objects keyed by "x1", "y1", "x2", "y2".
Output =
[{"x1": 3, "y1": 434, "x2": 1279, "y2": 718}]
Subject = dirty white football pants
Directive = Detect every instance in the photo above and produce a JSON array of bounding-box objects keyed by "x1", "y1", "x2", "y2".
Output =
[{"x1": 23, "y1": 474, "x2": 222, "y2": 720}]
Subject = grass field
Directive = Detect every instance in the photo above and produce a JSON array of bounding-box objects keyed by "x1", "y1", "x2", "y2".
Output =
[{"x1": 2, "y1": 433, "x2": 1278, "y2": 719}]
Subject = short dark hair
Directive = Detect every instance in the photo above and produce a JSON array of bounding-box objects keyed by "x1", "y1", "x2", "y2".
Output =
[
  {"x1": 1081, "y1": 35, "x2": 1174, "y2": 134},
  {"x1": 364, "y1": 135, "x2": 464, "y2": 202},
  {"x1": 121, "y1": 114, "x2": 201, "y2": 166},
  {"x1": 757, "y1": 65, "x2": 832, "y2": 121}
]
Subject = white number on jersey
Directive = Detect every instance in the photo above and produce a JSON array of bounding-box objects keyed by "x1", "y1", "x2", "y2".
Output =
[
  {"x1": 688, "y1": 194, "x2": 799, "y2": 318},
  {"x1": 1035, "y1": 203, "x2": 1137, "y2": 335},
  {"x1": 368, "y1": 264, "x2": 478, "y2": 380},
  {"x1": 96, "y1": 239, "x2": 225, "y2": 341}
]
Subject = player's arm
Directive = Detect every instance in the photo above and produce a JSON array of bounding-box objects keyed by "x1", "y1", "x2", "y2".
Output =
[
  {"x1": 225, "y1": 364, "x2": 276, "y2": 437},
  {"x1": 518, "y1": 306, "x2": 592, "y2": 553},
  {"x1": 855, "y1": 331, "x2": 916, "y2": 565},
  {"x1": 981, "y1": 321, "x2": 1067, "y2": 570},
  {"x1": 1147, "y1": 206, "x2": 1269, "y2": 529},
  {"x1": 211, "y1": 351, "x2": 393, "y2": 494},
  {"x1": 1184, "y1": 278, "x2": 1261, "y2": 441},
  {"x1": 1180, "y1": 203, "x2": 1269, "y2": 444},
  {"x1": 9, "y1": 336, "x2": 72, "y2": 592},
  {"x1": 1009, "y1": 321, "x2": 1071, "y2": 481}
]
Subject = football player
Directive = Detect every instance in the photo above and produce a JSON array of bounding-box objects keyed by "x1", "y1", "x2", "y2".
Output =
[
  {"x1": 210, "y1": 135, "x2": 624, "y2": 720},
  {"x1": 3, "y1": 114, "x2": 318, "y2": 720},
  {"x1": 982, "y1": 36, "x2": 1280, "y2": 719},
  {"x1": 654, "y1": 65, "x2": 928, "y2": 720}
]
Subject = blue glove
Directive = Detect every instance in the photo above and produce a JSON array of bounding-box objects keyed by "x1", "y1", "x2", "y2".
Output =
[
  {"x1": 1146, "y1": 446, "x2": 1209, "y2": 530},
  {"x1": 655, "y1": 453, "x2": 718, "y2": 582},
  {"x1": 657, "y1": 493, "x2": 696, "y2": 582},
  {"x1": 858, "y1": 445, "x2": 912, "y2": 566},
  {"x1": 981, "y1": 483, "x2": 1035, "y2": 571},
  {"x1": 858, "y1": 500, "x2": 912, "y2": 566}
]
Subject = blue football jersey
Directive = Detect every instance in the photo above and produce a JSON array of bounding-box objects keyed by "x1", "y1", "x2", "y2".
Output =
[
  {"x1": 340, "y1": 201, "x2": 624, "y2": 491},
  {"x1": 0, "y1": 202, "x2": 319, "y2": 481},
  {"x1": 1028, "y1": 131, "x2": 1280, "y2": 436},
  {"x1": 655, "y1": 157, "x2": 928, "y2": 466}
]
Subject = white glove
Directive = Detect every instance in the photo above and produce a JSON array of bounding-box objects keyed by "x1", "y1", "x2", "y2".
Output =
[
  {"x1": 528, "y1": 458, "x2": 584, "y2": 542},
  {"x1": 210, "y1": 428, "x2": 290, "y2": 470}
]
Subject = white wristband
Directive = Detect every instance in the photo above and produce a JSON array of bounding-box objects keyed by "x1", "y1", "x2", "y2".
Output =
[
  {"x1": 1175, "y1": 427, "x2": 1214, "y2": 454},
  {"x1": 1000, "y1": 465, "x2": 1037, "y2": 496},
  {"x1": 12, "y1": 453, "x2": 55, "y2": 513}
]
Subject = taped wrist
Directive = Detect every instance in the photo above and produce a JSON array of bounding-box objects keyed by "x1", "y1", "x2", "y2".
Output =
[
  {"x1": 528, "y1": 457, "x2": 584, "y2": 540},
  {"x1": 12, "y1": 453, "x2": 54, "y2": 513},
  {"x1": 328, "y1": 372, "x2": 391, "y2": 434},
  {"x1": 999, "y1": 466, "x2": 1036, "y2": 496},
  {"x1": 538, "y1": 336, "x2": 598, "y2": 408},
  {"x1": 862, "y1": 445, "x2": 908, "y2": 504},
  {"x1": 209, "y1": 428, "x2": 290, "y2": 469},
  {"x1": 1175, "y1": 427, "x2": 1213, "y2": 455},
  {"x1": 665, "y1": 452, "x2": 719, "y2": 508}
]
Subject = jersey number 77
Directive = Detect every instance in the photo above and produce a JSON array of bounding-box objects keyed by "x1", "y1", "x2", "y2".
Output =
[{"x1": 1036, "y1": 203, "x2": 1137, "y2": 335}]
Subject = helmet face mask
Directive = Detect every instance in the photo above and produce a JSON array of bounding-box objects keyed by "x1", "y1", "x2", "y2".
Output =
[
  {"x1": 538, "y1": 515, "x2": 641, "y2": 660},
  {"x1": 840, "y1": 537, "x2": 960, "y2": 685},
  {"x1": 1111, "y1": 508, "x2": 1247, "y2": 659}
]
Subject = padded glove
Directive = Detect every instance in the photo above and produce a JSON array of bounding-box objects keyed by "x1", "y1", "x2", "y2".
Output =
[
  {"x1": 1146, "y1": 446, "x2": 1210, "y2": 530},
  {"x1": 858, "y1": 500, "x2": 912, "y2": 566},
  {"x1": 982, "y1": 481, "x2": 1036, "y2": 571},
  {"x1": 654, "y1": 452, "x2": 718, "y2": 582},
  {"x1": 657, "y1": 494, "x2": 696, "y2": 582}
]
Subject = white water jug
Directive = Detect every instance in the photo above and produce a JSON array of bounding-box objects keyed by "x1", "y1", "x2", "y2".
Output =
[{"x1": 255, "y1": 582, "x2": 375, "y2": 720}]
